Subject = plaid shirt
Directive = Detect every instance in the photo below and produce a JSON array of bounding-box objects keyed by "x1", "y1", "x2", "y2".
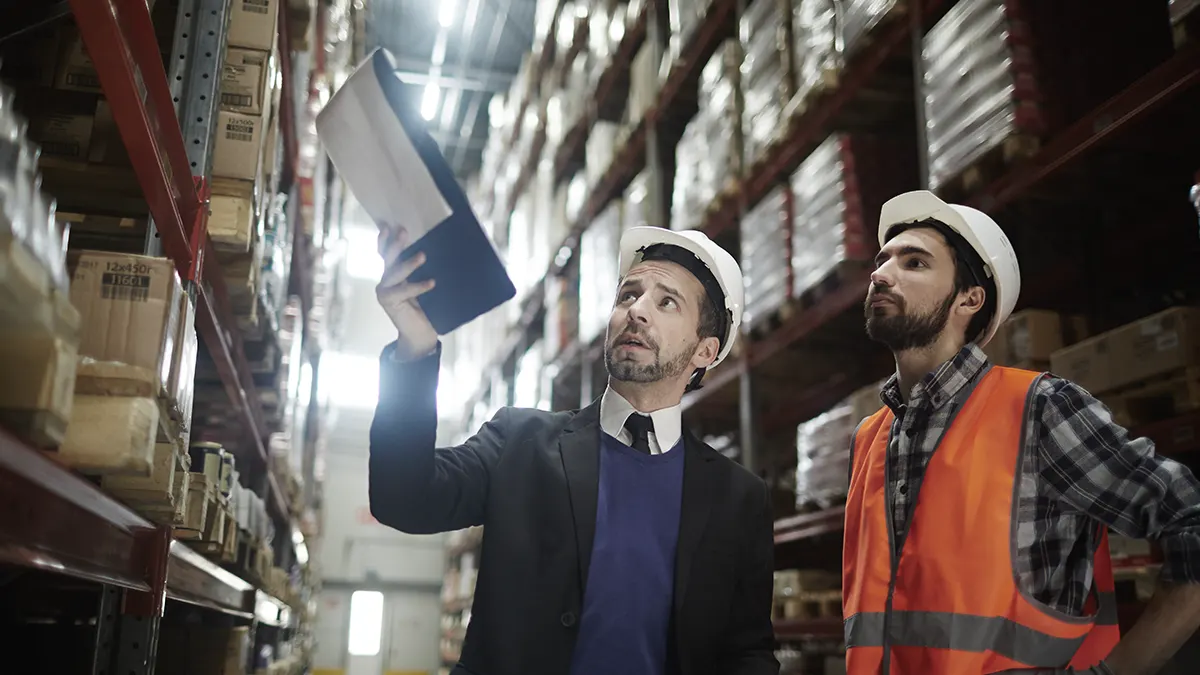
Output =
[{"x1": 872, "y1": 343, "x2": 1200, "y2": 615}]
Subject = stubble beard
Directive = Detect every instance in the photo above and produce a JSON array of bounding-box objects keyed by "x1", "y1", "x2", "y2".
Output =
[
  {"x1": 605, "y1": 338, "x2": 697, "y2": 384},
  {"x1": 865, "y1": 289, "x2": 956, "y2": 352}
]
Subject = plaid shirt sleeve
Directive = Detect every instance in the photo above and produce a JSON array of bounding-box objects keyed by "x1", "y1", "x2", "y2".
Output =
[{"x1": 1035, "y1": 376, "x2": 1200, "y2": 584}]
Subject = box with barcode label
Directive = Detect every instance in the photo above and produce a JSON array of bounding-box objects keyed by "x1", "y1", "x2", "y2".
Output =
[
  {"x1": 54, "y1": 24, "x2": 102, "y2": 94},
  {"x1": 213, "y1": 109, "x2": 264, "y2": 180},
  {"x1": 228, "y1": 0, "x2": 280, "y2": 51},
  {"x1": 221, "y1": 48, "x2": 270, "y2": 116},
  {"x1": 69, "y1": 252, "x2": 183, "y2": 400}
]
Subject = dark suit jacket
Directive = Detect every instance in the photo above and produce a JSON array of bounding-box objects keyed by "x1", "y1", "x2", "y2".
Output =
[{"x1": 369, "y1": 344, "x2": 780, "y2": 675}]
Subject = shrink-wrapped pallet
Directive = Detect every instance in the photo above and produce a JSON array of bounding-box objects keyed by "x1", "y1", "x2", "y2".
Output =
[
  {"x1": 740, "y1": 186, "x2": 789, "y2": 330},
  {"x1": 795, "y1": 402, "x2": 854, "y2": 509},
  {"x1": 740, "y1": 0, "x2": 792, "y2": 167},
  {"x1": 577, "y1": 201, "x2": 623, "y2": 343},
  {"x1": 921, "y1": 0, "x2": 1045, "y2": 190}
]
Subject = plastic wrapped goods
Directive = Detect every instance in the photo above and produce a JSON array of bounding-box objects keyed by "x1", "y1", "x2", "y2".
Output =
[
  {"x1": 668, "y1": 0, "x2": 712, "y2": 62},
  {"x1": 577, "y1": 201, "x2": 623, "y2": 343},
  {"x1": 922, "y1": 0, "x2": 1045, "y2": 190},
  {"x1": 790, "y1": 135, "x2": 852, "y2": 296},
  {"x1": 671, "y1": 116, "x2": 707, "y2": 231},
  {"x1": 698, "y1": 40, "x2": 744, "y2": 205},
  {"x1": 795, "y1": 403, "x2": 854, "y2": 508},
  {"x1": 740, "y1": 186, "x2": 789, "y2": 330},
  {"x1": 790, "y1": 0, "x2": 841, "y2": 108},
  {"x1": 841, "y1": 0, "x2": 901, "y2": 58},
  {"x1": 740, "y1": 0, "x2": 792, "y2": 167}
]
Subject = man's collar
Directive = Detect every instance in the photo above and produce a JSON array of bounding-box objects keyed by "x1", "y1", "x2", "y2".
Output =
[
  {"x1": 880, "y1": 343, "x2": 990, "y2": 413},
  {"x1": 599, "y1": 386, "x2": 683, "y2": 450}
]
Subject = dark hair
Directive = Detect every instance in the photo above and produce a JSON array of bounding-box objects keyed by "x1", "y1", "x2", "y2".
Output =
[
  {"x1": 686, "y1": 293, "x2": 725, "y2": 392},
  {"x1": 886, "y1": 218, "x2": 996, "y2": 344}
]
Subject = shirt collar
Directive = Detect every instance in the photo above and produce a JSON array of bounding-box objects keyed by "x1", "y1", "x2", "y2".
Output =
[
  {"x1": 880, "y1": 343, "x2": 990, "y2": 414},
  {"x1": 599, "y1": 386, "x2": 683, "y2": 451}
]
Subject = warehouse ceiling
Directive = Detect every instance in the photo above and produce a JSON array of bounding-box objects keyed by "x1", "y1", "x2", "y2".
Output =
[{"x1": 366, "y1": 0, "x2": 537, "y2": 180}]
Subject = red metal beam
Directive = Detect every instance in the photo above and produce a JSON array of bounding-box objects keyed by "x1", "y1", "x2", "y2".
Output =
[
  {"x1": 168, "y1": 542, "x2": 254, "y2": 616},
  {"x1": 68, "y1": 0, "x2": 200, "y2": 280},
  {"x1": 0, "y1": 429, "x2": 154, "y2": 591},
  {"x1": 973, "y1": 42, "x2": 1200, "y2": 212}
]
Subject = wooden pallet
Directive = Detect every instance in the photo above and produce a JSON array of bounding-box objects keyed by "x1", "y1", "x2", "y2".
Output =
[
  {"x1": 101, "y1": 440, "x2": 191, "y2": 526},
  {"x1": 783, "y1": 67, "x2": 842, "y2": 124},
  {"x1": 937, "y1": 134, "x2": 1041, "y2": 199},
  {"x1": 750, "y1": 301, "x2": 798, "y2": 340},
  {"x1": 1101, "y1": 368, "x2": 1200, "y2": 428},
  {"x1": 175, "y1": 473, "x2": 217, "y2": 538},
  {"x1": 779, "y1": 589, "x2": 843, "y2": 621}
]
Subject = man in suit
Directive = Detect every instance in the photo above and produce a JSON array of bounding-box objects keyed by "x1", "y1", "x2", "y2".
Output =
[{"x1": 369, "y1": 225, "x2": 780, "y2": 675}]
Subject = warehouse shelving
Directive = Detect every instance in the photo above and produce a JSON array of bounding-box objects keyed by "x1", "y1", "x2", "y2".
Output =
[
  {"x1": 460, "y1": 0, "x2": 1200, "y2": 597},
  {"x1": 0, "y1": 0, "x2": 322, "y2": 670}
]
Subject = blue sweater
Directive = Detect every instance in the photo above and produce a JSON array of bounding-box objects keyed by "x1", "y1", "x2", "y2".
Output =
[{"x1": 568, "y1": 432, "x2": 686, "y2": 675}]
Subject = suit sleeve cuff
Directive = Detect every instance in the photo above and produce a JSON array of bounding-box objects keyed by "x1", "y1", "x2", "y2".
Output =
[{"x1": 378, "y1": 341, "x2": 441, "y2": 410}]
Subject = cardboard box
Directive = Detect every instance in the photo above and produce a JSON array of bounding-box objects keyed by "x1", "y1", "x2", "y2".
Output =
[
  {"x1": 0, "y1": 333, "x2": 78, "y2": 448},
  {"x1": 18, "y1": 89, "x2": 98, "y2": 159},
  {"x1": 987, "y1": 310, "x2": 1090, "y2": 369},
  {"x1": 229, "y1": 0, "x2": 281, "y2": 51},
  {"x1": 54, "y1": 24, "x2": 102, "y2": 93},
  {"x1": 221, "y1": 48, "x2": 270, "y2": 115},
  {"x1": 69, "y1": 252, "x2": 184, "y2": 399},
  {"x1": 1050, "y1": 334, "x2": 1116, "y2": 395},
  {"x1": 845, "y1": 379, "x2": 887, "y2": 428},
  {"x1": 1107, "y1": 307, "x2": 1200, "y2": 390},
  {"x1": 213, "y1": 110, "x2": 265, "y2": 181},
  {"x1": 87, "y1": 98, "x2": 131, "y2": 166},
  {"x1": 209, "y1": 178, "x2": 258, "y2": 252},
  {"x1": 59, "y1": 395, "x2": 159, "y2": 475}
]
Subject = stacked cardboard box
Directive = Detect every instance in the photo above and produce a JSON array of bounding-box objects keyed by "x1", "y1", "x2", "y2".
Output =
[
  {"x1": 740, "y1": 186, "x2": 789, "y2": 330},
  {"x1": 60, "y1": 252, "x2": 198, "y2": 480},
  {"x1": 740, "y1": 0, "x2": 793, "y2": 167},
  {"x1": 983, "y1": 309, "x2": 1089, "y2": 371},
  {"x1": 1051, "y1": 307, "x2": 1200, "y2": 426},
  {"x1": 921, "y1": 0, "x2": 1047, "y2": 191}
]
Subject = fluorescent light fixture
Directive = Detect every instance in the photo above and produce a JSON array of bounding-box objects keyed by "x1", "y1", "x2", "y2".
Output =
[
  {"x1": 421, "y1": 82, "x2": 441, "y2": 121},
  {"x1": 438, "y1": 0, "x2": 456, "y2": 28},
  {"x1": 348, "y1": 591, "x2": 384, "y2": 656}
]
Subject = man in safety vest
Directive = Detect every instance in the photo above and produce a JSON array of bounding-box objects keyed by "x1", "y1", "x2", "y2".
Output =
[{"x1": 843, "y1": 190, "x2": 1200, "y2": 674}]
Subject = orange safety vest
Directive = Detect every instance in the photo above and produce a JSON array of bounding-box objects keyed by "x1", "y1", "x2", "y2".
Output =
[{"x1": 842, "y1": 366, "x2": 1121, "y2": 674}]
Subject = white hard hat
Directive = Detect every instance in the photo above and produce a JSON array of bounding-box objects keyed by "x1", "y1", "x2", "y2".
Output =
[
  {"x1": 618, "y1": 226, "x2": 744, "y2": 370},
  {"x1": 877, "y1": 190, "x2": 1020, "y2": 347}
]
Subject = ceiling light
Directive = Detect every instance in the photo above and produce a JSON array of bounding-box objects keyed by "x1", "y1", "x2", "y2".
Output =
[
  {"x1": 438, "y1": 0, "x2": 456, "y2": 28},
  {"x1": 421, "y1": 82, "x2": 441, "y2": 121}
]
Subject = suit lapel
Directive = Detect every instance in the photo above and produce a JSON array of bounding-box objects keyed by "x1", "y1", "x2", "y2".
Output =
[
  {"x1": 673, "y1": 431, "x2": 721, "y2": 620},
  {"x1": 558, "y1": 400, "x2": 602, "y2": 595}
]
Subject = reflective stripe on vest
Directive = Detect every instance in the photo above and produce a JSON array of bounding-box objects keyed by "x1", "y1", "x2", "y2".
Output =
[{"x1": 842, "y1": 366, "x2": 1121, "y2": 674}]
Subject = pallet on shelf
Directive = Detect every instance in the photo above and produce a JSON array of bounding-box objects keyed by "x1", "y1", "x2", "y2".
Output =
[{"x1": 937, "y1": 133, "x2": 1042, "y2": 199}]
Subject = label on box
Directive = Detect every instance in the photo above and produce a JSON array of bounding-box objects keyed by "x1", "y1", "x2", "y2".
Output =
[
  {"x1": 1140, "y1": 318, "x2": 1162, "y2": 336},
  {"x1": 100, "y1": 272, "x2": 152, "y2": 302}
]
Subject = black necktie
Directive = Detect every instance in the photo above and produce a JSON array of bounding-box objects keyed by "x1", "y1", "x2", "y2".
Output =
[{"x1": 623, "y1": 414, "x2": 654, "y2": 455}]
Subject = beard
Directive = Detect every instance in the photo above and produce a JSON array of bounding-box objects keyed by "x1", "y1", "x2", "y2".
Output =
[
  {"x1": 605, "y1": 328, "x2": 697, "y2": 384},
  {"x1": 865, "y1": 286, "x2": 956, "y2": 352}
]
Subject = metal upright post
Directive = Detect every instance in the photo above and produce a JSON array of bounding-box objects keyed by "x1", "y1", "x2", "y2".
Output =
[
  {"x1": 90, "y1": 585, "x2": 121, "y2": 675},
  {"x1": 910, "y1": 1, "x2": 931, "y2": 189}
]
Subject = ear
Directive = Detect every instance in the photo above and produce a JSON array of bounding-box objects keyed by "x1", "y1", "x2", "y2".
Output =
[
  {"x1": 958, "y1": 286, "x2": 986, "y2": 317},
  {"x1": 691, "y1": 336, "x2": 721, "y2": 369}
]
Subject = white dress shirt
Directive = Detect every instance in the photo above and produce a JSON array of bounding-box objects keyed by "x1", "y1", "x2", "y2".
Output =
[{"x1": 598, "y1": 386, "x2": 683, "y2": 455}]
